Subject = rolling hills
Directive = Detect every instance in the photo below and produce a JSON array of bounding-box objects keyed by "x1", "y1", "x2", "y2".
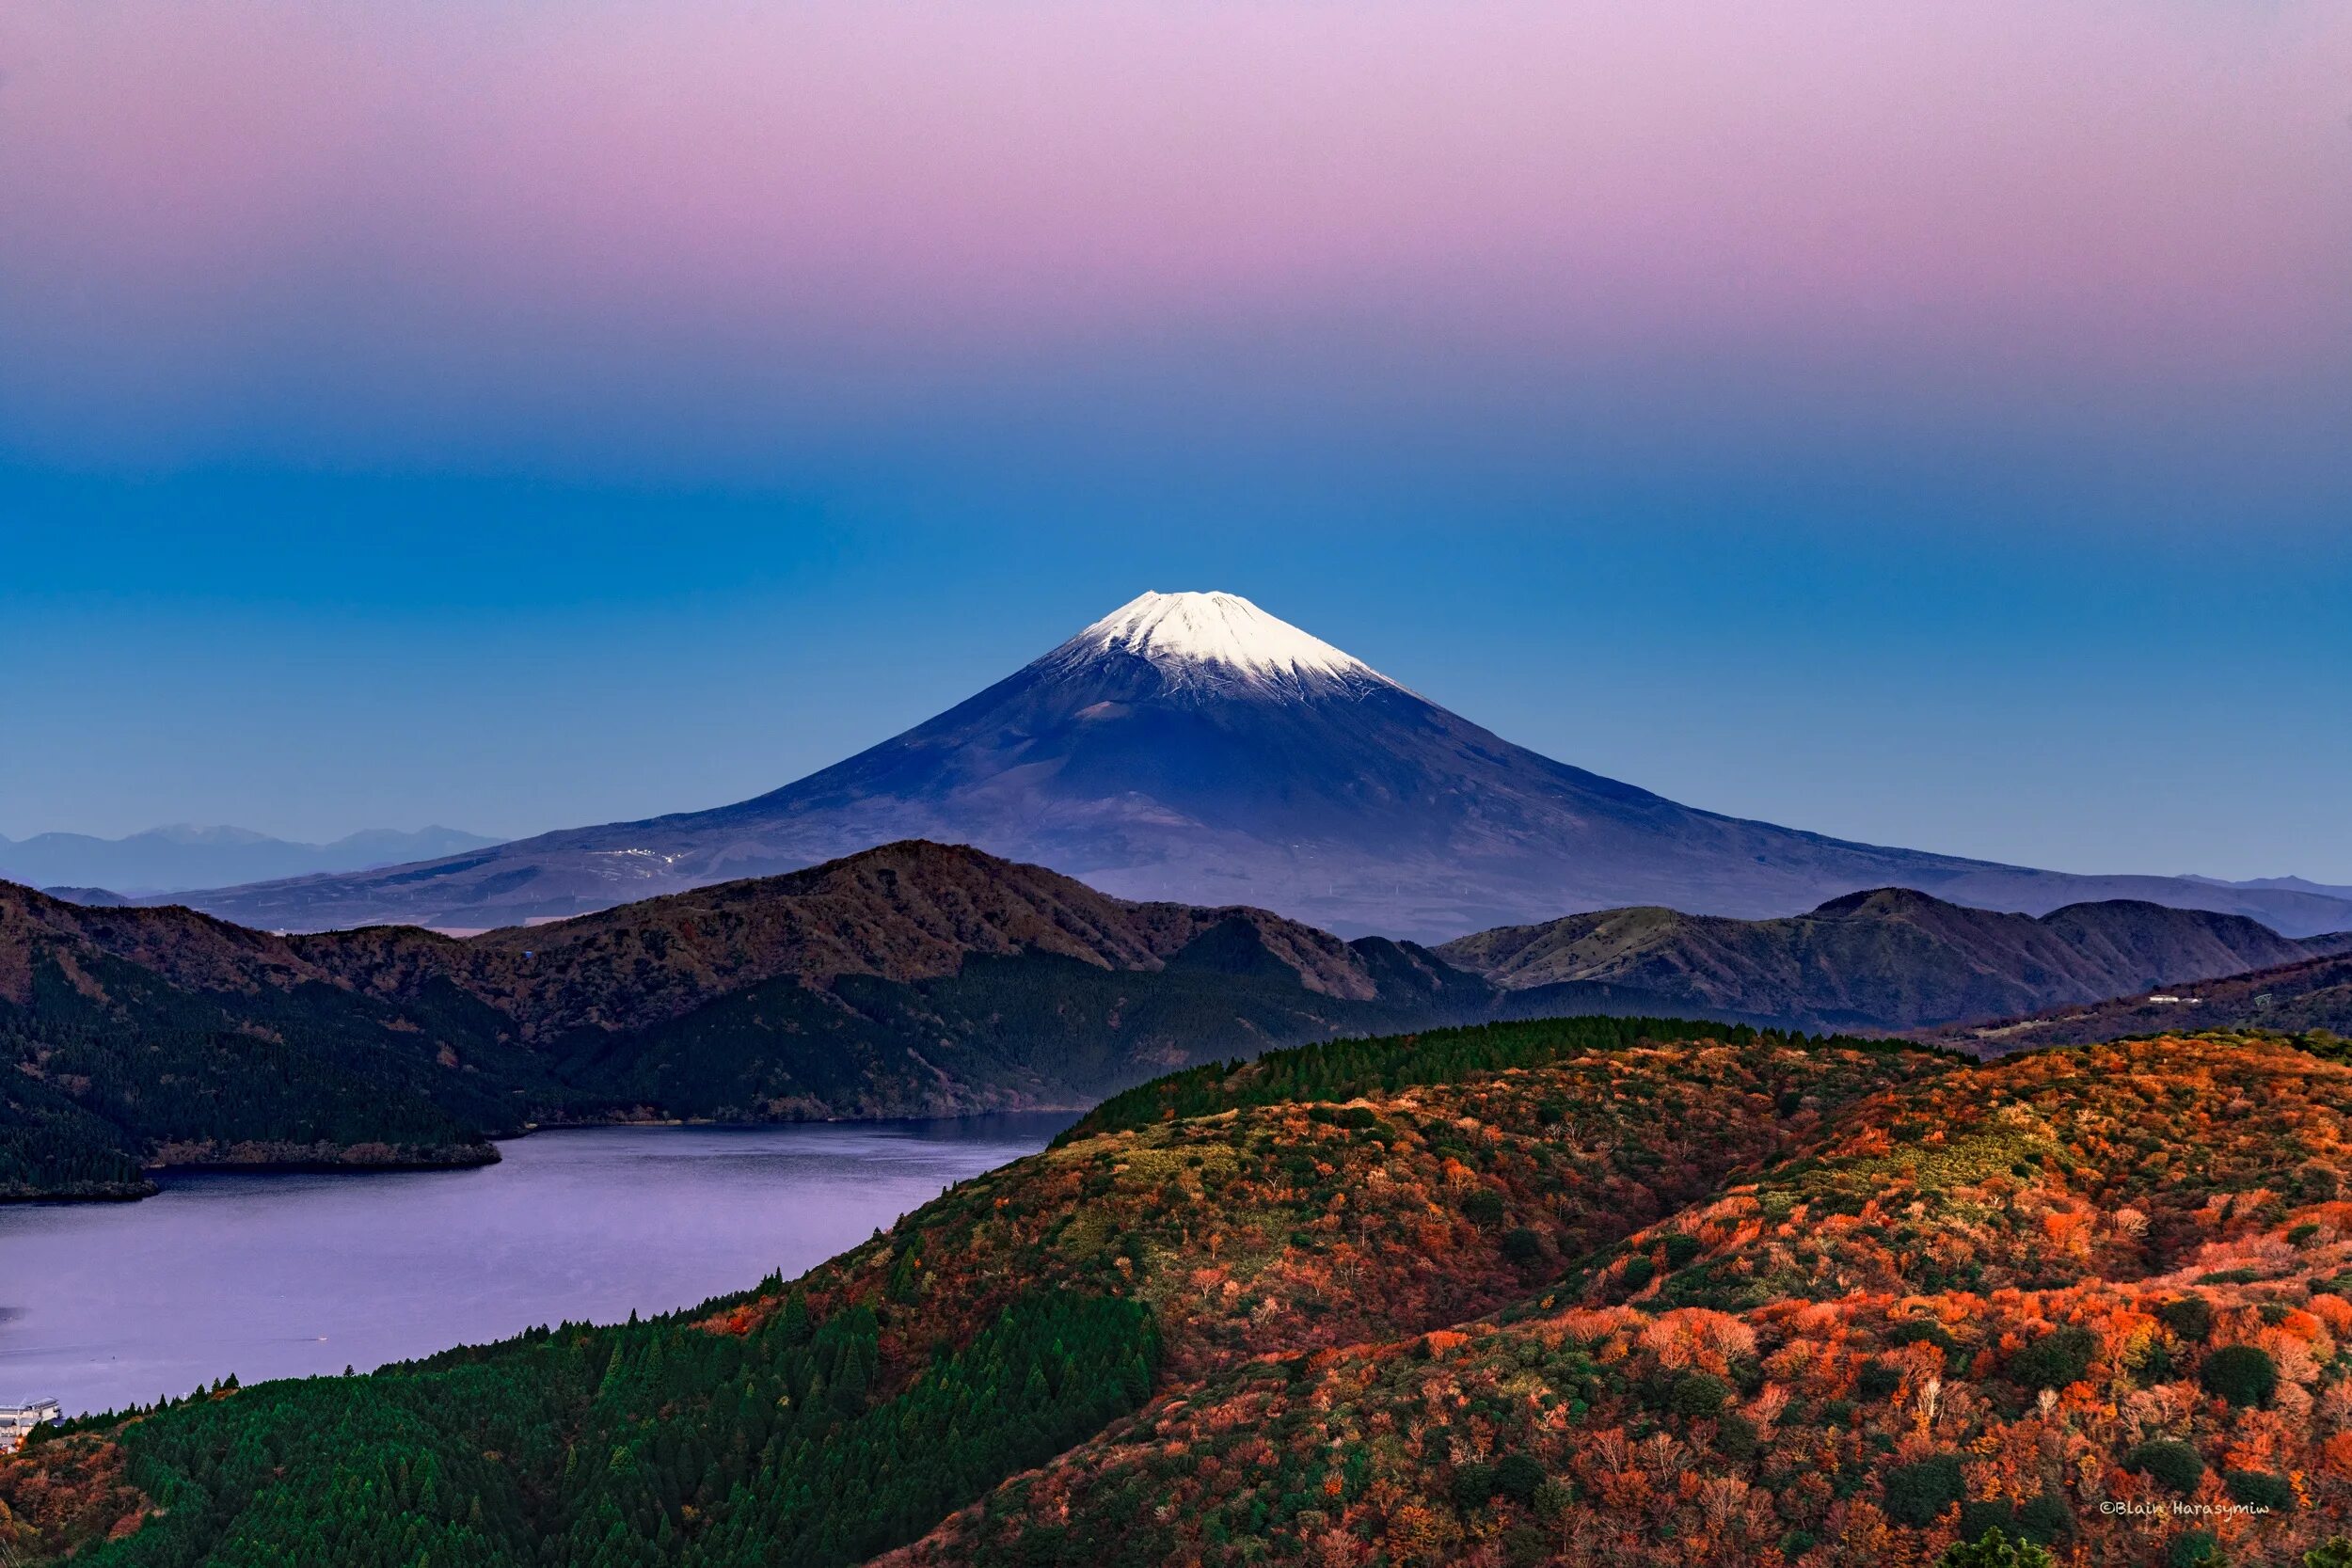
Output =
[
  {"x1": 0, "y1": 879, "x2": 522, "y2": 1200},
  {"x1": 0, "y1": 843, "x2": 1514, "y2": 1198},
  {"x1": 163, "y1": 592, "x2": 2352, "y2": 941},
  {"x1": 1438, "y1": 887, "x2": 2351, "y2": 1032},
  {"x1": 10, "y1": 845, "x2": 2348, "y2": 1199},
  {"x1": 8, "y1": 1022, "x2": 2351, "y2": 1567}
]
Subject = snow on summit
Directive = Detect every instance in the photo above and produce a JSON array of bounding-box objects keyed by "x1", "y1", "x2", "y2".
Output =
[{"x1": 1042, "y1": 591, "x2": 1393, "y2": 697}]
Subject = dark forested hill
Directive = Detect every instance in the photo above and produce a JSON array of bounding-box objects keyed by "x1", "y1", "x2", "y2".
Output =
[
  {"x1": 0, "y1": 884, "x2": 524, "y2": 1199},
  {"x1": 12, "y1": 844, "x2": 2346, "y2": 1199},
  {"x1": 9, "y1": 1022, "x2": 2352, "y2": 1567},
  {"x1": 297, "y1": 838, "x2": 1403, "y2": 1044},
  {"x1": 0, "y1": 844, "x2": 1517, "y2": 1197},
  {"x1": 1438, "y1": 885, "x2": 2344, "y2": 1031}
]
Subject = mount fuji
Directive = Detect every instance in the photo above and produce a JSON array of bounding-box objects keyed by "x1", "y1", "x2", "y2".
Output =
[{"x1": 169, "y1": 591, "x2": 2352, "y2": 940}]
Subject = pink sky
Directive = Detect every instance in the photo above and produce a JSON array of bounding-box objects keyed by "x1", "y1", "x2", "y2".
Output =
[{"x1": 2, "y1": 1, "x2": 2347, "y2": 476}]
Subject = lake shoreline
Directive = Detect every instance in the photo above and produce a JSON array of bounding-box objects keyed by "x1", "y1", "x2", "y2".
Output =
[
  {"x1": 0, "y1": 1180, "x2": 157, "y2": 1207},
  {"x1": 0, "y1": 1114, "x2": 1073, "y2": 1418},
  {"x1": 4, "y1": 1103, "x2": 1099, "y2": 1205}
]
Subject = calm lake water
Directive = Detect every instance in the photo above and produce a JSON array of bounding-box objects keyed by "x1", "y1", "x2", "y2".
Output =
[{"x1": 0, "y1": 1115, "x2": 1072, "y2": 1418}]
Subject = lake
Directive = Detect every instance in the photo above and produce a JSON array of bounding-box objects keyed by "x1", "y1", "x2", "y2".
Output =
[{"x1": 0, "y1": 1115, "x2": 1072, "y2": 1418}]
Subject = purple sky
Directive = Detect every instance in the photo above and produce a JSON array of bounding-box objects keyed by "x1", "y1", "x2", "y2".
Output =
[{"x1": 5, "y1": 3, "x2": 2346, "y2": 487}]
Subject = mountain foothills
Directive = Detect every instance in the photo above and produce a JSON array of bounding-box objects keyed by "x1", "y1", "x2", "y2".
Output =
[
  {"x1": 1919, "y1": 949, "x2": 2352, "y2": 1055},
  {"x1": 1439, "y1": 889, "x2": 2352, "y2": 1034},
  {"x1": 9, "y1": 839, "x2": 2347, "y2": 1199},
  {"x1": 10, "y1": 1020, "x2": 2352, "y2": 1567},
  {"x1": 165, "y1": 592, "x2": 2352, "y2": 942}
]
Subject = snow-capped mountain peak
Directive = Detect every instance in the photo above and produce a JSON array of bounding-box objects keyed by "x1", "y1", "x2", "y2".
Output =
[
  {"x1": 167, "y1": 589, "x2": 2352, "y2": 944},
  {"x1": 1041, "y1": 591, "x2": 1393, "y2": 697}
]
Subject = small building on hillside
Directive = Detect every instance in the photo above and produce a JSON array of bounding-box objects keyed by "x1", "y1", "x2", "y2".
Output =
[{"x1": 0, "y1": 1397, "x2": 62, "y2": 1452}]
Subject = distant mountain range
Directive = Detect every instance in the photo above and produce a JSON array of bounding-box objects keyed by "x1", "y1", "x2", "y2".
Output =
[
  {"x1": 36, "y1": 886, "x2": 133, "y2": 907},
  {"x1": 0, "y1": 823, "x2": 501, "y2": 895},
  {"x1": 8, "y1": 839, "x2": 2347, "y2": 1198},
  {"x1": 158, "y1": 591, "x2": 2352, "y2": 941}
]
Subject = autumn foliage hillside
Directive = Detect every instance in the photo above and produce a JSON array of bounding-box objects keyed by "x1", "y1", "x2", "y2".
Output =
[
  {"x1": 889, "y1": 1034, "x2": 2352, "y2": 1568},
  {"x1": 732, "y1": 1029, "x2": 1941, "y2": 1384},
  {"x1": 9, "y1": 1024, "x2": 2352, "y2": 1568},
  {"x1": 0, "y1": 1020, "x2": 1937, "y2": 1566}
]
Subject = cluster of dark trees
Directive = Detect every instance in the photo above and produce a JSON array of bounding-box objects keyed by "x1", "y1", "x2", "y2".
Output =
[
  {"x1": 0, "y1": 1022, "x2": 150, "y2": 1196},
  {"x1": 0, "y1": 983, "x2": 503, "y2": 1198},
  {"x1": 45, "y1": 1286, "x2": 1154, "y2": 1568}
]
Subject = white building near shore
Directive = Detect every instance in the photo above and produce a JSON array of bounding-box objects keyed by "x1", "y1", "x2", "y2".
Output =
[{"x1": 1, "y1": 1397, "x2": 62, "y2": 1452}]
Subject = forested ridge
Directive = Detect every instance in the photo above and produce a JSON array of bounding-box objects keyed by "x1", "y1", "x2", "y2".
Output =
[
  {"x1": 10, "y1": 1017, "x2": 2352, "y2": 1566},
  {"x1": 1063, "y1": 1012, "x2": 1941, "y2": 1143},
  {"x1": 1435, "y1": 890, "x2": 2346, "y2": 1034},
  {"x1": 0, "y1": 940, "x2": 520, "y2": 1199},
  {"x1": 12, "y1": 844, "x2": 2343, "y2": 1199},
  {"x1": 0, "y1": 847, "x2": 1527, "y2": 1198},
  {"x1": 1918, "y1": 949, "x2": 2352, "y2": 1055}
]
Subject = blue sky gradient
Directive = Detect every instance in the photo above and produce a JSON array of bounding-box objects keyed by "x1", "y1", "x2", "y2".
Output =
[
  {"x1": 7, "y1": 467, "x2": 2348, "y2": 883},
  {"x1": 3, "y1": 2, "x2": 2347, "y2": 882}
]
